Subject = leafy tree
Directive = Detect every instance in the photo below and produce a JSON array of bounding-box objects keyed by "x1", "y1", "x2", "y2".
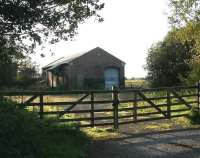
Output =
[
  {"x1": 168, "y1": 0, "x2": 200, "y2": 26},
  {"x1": 17, "y1": 58, "x2": 40, "y2": 88},
  {"x1": 168, "y1": 0, "x2": 200, "y2": 55},
  {"x1": 145, "y1": 36, "x2": 195, "y2": 87},
  {"x1": 180, "y1": 61, "x2": 200, "y2": 85},
  {"x1": 0, "y1": 0, "x2": 104, "y2": 51},
  {"x1": 0, "y1": 0, "x2": 104, "y2": 88},
  {"x1": 0, "y1": 37, "x2": 40, "y2": 88},
  {"x1": 168, "y1": 0, "x2": 200, "y2": 84},
  {"x1": 0, "y1": 37, "x2": 25, "y2": 87},
  {"x1": 166, "y1": 22, "x2": 200, "y2": 55}
]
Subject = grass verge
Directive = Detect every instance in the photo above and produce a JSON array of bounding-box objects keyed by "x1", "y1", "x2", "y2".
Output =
[{"x1": 82, "y1": 127, "x2": 118, "y2": 140}]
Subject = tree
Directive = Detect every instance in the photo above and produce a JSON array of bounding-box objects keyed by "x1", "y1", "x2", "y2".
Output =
[
  {"x1": 0, "y1": 42, "x2": 40, "y2": 88},
  {"x1": 168, "y1": 0, "x2": 200, "y2": 26},
  {"x1": 17, "y1": 58, "x2": 40, "y2": 88},
  {"x1": 145, "y1": 35, "x2": 195, "y2": 87},
  {"x1": 168, "y1": 0, "x2": 200, "y2": 84},
  {"x1": 0, "y1": 0, "x2": 104, "y2": 51},
  {"x1": 0, "y1": 0, "x2": 104, "y2": 88},
  {"x1": 0, "y1": 37, "x2": 25, "y2": 87},
  {"x1": 168, "y1": 0, "x2": 200, "y2": 55},
  {"x1": 180, "y1": 61, "x2": 200, "y2": 85}
]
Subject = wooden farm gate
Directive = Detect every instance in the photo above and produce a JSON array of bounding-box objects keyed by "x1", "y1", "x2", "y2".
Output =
[{"x1": 0, "y1": 84, "x2": 199, "y2": 129}]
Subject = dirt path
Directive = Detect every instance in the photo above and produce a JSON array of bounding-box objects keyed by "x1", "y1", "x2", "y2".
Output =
[{"x1": 88, "y1": 122, "x2": 200, "y2": 158}]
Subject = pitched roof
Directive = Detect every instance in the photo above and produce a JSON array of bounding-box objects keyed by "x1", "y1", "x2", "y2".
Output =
[
  {"x1": 43, "y1": 52, "x2": 85, "y2": 70},
  {"x1": 43, "y1": 47, "x2": 125, "y2": 70}
]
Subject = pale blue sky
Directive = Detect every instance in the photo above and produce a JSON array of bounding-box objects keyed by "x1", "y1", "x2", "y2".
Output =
[{"x1": 33, "y1": 0, "x2": 170, "y2": 78}]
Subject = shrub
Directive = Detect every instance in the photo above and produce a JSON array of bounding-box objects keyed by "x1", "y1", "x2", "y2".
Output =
[
  {"x1": 187, "y1": 107, "x2": 200, "y2": 124},
  {"x1": 0, "y1": 100, "x2": 89, "y2": 158},
  {"x1": 0, "y1": 100, "x2": 44, "y2": 158}
]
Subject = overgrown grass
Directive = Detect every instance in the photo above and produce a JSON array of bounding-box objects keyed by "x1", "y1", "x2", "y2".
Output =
[
  {"x1": 82, "y1": 127, "x2": 118, "y2": 140},
  {"x1": 40, "y1": 124, "x2": 89, "y2": 158}
]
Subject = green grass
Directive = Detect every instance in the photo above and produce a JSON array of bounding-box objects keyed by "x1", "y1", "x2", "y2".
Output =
[
  {"x1": 82, "y1": 127, "x2": 118, "y2": 140},
  {"x1": 39, "y1": 124, "x2": 90, "y2": 158},
  {"x1": 125, "y1": 79, "x2": 149, "y2": 88}
]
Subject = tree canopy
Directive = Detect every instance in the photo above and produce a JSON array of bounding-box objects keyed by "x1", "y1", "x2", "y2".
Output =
[
  {"x1": 167, "y1": 0, "x2": 200, "y2": 84},
  {"x1": 0, "y1": 0, "x2": 104, "y2": 88},
  {"x1": 0, "y1": 0, "x2": 104, "y2": 50},
  {"x1": 168, "y1": 0, "x2": 200, "y2": 26},
  {"x1": 145, "y1": 30, "x2": 195, "y2": 87},
  {"x1": 0, "y1": 36, "x2": 25, "y2": 87}
]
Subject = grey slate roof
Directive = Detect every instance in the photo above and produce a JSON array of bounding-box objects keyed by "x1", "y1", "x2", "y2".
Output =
[
  {"x1": 43, "y1": 47, "x2": 125, "y2": 71},
  {"x1": 43, "y1": 52, "x2": 85, "y2": 70}
]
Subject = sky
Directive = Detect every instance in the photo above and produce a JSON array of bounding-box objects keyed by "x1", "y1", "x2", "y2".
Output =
[{"x1": 32, "y1": 0, "x2": 170, "y2": 78}]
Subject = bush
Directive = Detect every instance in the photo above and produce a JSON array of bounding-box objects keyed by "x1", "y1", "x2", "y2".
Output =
[
  {"x1": 187, "y1": 107, "x2": 200, "y2": 124},
  {"x1": 0, "y1": 100, "x2": 44, "y2": 158},
  {"x1": 0, "y1": 100, "x2": 89, "y2": 158}
]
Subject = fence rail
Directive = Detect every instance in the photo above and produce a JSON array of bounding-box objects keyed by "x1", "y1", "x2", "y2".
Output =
[{"x1": 0, "y1": 84, "x2": 200, "y2": 128}]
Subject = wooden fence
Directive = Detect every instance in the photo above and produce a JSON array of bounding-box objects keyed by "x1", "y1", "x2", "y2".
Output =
[{"x1": 0, "y1": 84, "x2": 199, "y2": 129}]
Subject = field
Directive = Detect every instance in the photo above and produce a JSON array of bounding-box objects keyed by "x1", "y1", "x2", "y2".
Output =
[{"x1": 125, "y1": 79, "x2": 149, "y2": 88}]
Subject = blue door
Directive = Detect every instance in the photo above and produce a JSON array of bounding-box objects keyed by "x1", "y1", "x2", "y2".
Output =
[{"x1": 104, "y1": 68, "x2": 119, "y2": 89}]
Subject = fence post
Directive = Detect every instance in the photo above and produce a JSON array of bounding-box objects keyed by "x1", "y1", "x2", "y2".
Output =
[
  {"x1": 133, "y1": 91, "x2": 137, "y2": 123},
  {"x1": 91, "y1": 92, "x2": 95, "y2": 127},
  {"x1": 39, "y1": 95, "x2": 44, "y2": 119},
  {"x1": 167, "y1": 89, "x2": 171, "y2": 119},
  {"x1": 112, "y1": 86, "x2": 119, "y2": 129},
  {"x1": 197, "y1": 81, "x2": 200, "y2": 112}
]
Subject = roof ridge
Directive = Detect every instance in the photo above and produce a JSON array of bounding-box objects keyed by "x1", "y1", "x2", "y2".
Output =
[
  {"x1": 43, "y1": 47, "x2": 125, "y2": 70},
  {"x1": 43, "y1": 56, "x2": 64, "y2": 69}
]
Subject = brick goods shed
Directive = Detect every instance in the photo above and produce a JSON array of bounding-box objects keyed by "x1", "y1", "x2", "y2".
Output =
[{"x1": 42, "y1": 47, "x2": 125, "y2": 89}]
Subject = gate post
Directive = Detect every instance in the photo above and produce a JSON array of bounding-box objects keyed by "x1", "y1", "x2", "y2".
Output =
[
  {"x1": 112, "y1": 86, "x2": 119, "y2": 129},
  {"x1": 167, "y1": 89, "x2": 171, "y2": 119},
  {"x1": 91, "y1": 92, "x2": 95, "y2": 127},
  {"x1": 39, "y1": 95, "x2": 44, "y2": 119},
  {"x1": 197, "y1": 81, "x2": 200, "y2": 112},
  {"x1": 133, "y1": 91, "x2": 137, "y2": 123}
]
